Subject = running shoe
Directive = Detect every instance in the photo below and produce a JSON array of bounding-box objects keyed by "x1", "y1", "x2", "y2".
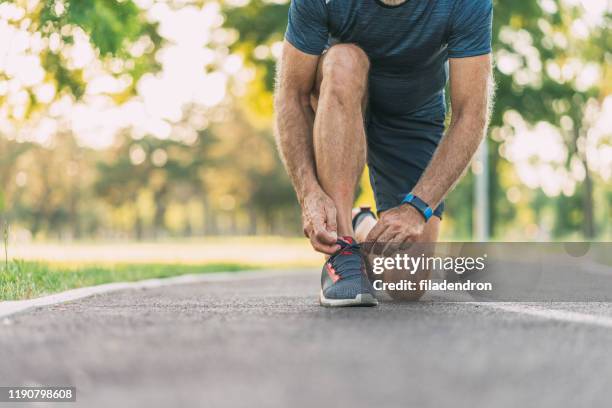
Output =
[{"x1": 320, "y1": 236, "x2": 378, "y2": 307}]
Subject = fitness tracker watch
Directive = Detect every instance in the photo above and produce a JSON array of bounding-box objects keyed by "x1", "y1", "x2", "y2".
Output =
[{"x1": 401, "y1": 193, "x2": 433, "y2": 221}]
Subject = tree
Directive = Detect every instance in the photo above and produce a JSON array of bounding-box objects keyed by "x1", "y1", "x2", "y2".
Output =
[{"x1": 491, "y1": 1, "x2": 610, "y2": 238}]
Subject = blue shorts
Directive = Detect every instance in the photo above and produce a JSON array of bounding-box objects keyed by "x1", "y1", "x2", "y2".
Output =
[{"x1": 365, "y1": 103, "x2": 446, "y2": 219}]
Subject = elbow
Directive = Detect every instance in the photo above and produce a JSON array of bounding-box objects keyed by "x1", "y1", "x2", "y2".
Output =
[{"x1": 451, "y1": 106, "x2": 488, "y2": 133}]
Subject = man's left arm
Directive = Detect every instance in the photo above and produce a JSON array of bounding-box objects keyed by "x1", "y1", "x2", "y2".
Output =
[
  {"x1": 367, "y1": 54, "x2": 493, "y2": 245},
  {"x1": 412, "y1": 54, "x2": 493, "y2": 213}
]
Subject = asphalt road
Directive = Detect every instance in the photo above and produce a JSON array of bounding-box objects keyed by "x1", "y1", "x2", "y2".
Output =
[{"x1": 2, "y1": 269, "x2": 612, "y2": 408}]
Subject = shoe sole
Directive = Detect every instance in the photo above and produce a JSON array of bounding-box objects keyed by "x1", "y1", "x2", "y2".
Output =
[{"x1": 319, "y1": 290, "x2": 378, "y2": 307}]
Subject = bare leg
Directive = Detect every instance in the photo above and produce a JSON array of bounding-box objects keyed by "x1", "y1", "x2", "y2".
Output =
[
  {"x1": 312, "y1": 44, "x2": 370, "y2": 238},
  {"x1": 354, "y1": 212, "x2": 378, "y2": 243}
]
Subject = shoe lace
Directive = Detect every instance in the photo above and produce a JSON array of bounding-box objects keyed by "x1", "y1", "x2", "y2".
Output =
[{"x1": 329, "y1": 239, "x2": 364, "y2": 279}]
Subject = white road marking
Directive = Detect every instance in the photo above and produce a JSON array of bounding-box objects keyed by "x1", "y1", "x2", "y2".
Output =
[
  {"x1": 0, "y1": 269, "x2": 296, "y2": 319},
  {"x1": 474, "y1": 302, "x2": 612, "y2": 329}
]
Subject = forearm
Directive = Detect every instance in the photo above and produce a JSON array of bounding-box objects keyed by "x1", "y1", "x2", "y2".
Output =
[
  {"x1": 274, "y1": 92, "x2": 321, "y2": 205},
  {"x1": 412, "y1": 110, "x2": 488, "y2": 209}
]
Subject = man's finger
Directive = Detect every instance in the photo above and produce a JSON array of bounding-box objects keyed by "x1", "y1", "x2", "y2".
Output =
[
  {"x1": 382, "y1": 232, "x2": 404, "y2": 256},
  {"x1": 377, "y1": 228, "x2": 400, "y2": 256},
  {"x1": 312, "y1": 213, "x2": 337, "y2": 245},
  {"x1": 365, "y1": 220, "x2": 387, "y2": 244},
  {"x1": 398, "y1": 237, "x2": 414, "y2": 252},
  {"x1": 315, "y1": 227, "x2": 337, "y2": 245},
  {"x1": 311, "y1": 237, "x2": 340, "y2": 255},
  {"x1": 366, "y1": 222, "x2": 389, "y2": 255},
  {"x1": 303, "y1": 222, "x2": 313, "y2": 238},
  {"x1": 401, "y1": 233, "x2": 418, "y2": 245},
  {"x1": 325, "y1": 205, "x2": 338, "y2": 238}
]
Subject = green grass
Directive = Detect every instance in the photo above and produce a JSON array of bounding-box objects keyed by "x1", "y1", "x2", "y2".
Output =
[{"x1": 0, "y1": 260, "x2": 256, "y2": 301}]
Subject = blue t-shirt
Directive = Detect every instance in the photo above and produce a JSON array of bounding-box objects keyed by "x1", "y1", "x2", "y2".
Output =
[{"x1": 285, "y1": 0, "x2": 492, "y2": 119}]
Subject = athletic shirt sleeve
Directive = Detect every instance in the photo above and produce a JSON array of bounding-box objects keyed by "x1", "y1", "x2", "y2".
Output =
[
  {"x1": 447, "y1": 0, "x2": 493, "y2": 58},
  {"x1": 284, "y1": 0, "x2": 329, "y2": 55}
]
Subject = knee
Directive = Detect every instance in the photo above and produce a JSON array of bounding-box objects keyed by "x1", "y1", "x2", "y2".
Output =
[{"x1": 320, "y1": 44, "x2": 369, "y2": 101}]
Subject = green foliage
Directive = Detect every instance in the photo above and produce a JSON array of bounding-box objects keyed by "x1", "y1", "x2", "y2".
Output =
[
  {"x1": 224, "y1": 0, "x2": 287, "y2": 46},
  {"x1": 444, "y1": 172, "x2": 475, "y2": 240},
  {"x1": 2, "y1": 220, "x2": 8, "y2": 269},
  {"x1": 489, "y1": 1, "x2": 609, "y2": 238},
  {"x1": 41, "y1": 51, "x2": 85, "y2": 98},
  {"x1": 223, "y1": 0, "x2": 288, "y2": 90},
  {"x1": 1, "y1": 0, "x2": 609, "y2": 241},
  {"x1": 0, "y1": 260, "x2": 254, "y2": 301},
  {"x1": 40, "y1": 0, "x2": 146, "y2": 56},
  {"x1": 6, "y1": 0, "x2": 164, "y2": 103}
]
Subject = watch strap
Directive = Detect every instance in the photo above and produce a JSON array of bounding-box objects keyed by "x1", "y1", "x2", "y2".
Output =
[{"x1": 401, "y1": 193, "x2": 433, "y2": 221}]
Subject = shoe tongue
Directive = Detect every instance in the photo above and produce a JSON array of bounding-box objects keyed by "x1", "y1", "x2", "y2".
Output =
[{"x1": 332, "y1": 237, "x2": 362, "y2": 278}]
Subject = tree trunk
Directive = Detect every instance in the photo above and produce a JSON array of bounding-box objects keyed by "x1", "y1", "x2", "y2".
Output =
[
  {"x1": 582, "y1": 160, "x2": 595, "y2": 238},
  {"x1": 134, "y1": 216, "x2": 143, "y2": 241},
  {"x1": 153, "y1": 186, "x2": 168, "y2": 239},
  {"x1": 203, "y1": 195, "x2": 218, "y2": 235},
  {"x1": 248, "y1": 208, "x2": 257, "y2": 235},
  {"x1": 574, "y1": 124, "x2": 595, "y2": 239}
]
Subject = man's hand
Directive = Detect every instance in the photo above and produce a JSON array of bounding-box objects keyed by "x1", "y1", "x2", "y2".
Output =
[
  {"x1": 364, "y1": 205, "x2": 426, "y2": 255},
  {"x1": 302, "y1": 189, "x2": 340, "y2": 254}
]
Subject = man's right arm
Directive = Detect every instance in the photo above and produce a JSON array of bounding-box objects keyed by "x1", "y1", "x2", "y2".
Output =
[
  {"x1": 274, "y1": 41, "x2": 320, "y2": 205},
  {"x1": 274, "y1": 41, "x2": 340, "y2": 254}
]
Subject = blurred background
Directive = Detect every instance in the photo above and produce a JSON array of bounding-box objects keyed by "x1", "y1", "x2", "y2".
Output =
[{"x1": 0, "y1": 0, "x2": 610, "y2": 248}]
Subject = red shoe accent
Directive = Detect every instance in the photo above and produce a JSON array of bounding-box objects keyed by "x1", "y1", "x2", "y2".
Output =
[
  {"x1": 326, "y1": 263, "x2": 341, "y2": 283},
  {"x1": 341, "y1": 236, "x2": 354, "y2": 244}
]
